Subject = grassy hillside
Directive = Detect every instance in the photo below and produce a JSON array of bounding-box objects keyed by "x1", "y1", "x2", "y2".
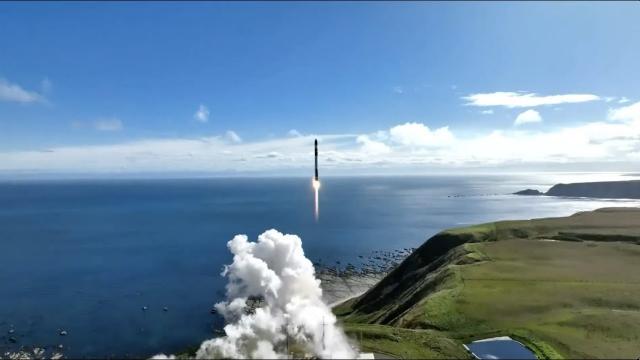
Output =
[{"x1": 336, "y1": 208, "x2": 640, "y2": 359}]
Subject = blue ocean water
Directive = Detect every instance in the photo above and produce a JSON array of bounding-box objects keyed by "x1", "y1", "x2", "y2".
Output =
[{"x1": 1, "y1": 174, "x2": 639, "y2": 357}]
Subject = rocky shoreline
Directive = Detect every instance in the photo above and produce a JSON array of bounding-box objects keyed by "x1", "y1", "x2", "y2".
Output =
[{"x1": 313, "y1": 247, "x2": 415, "y2": 306}]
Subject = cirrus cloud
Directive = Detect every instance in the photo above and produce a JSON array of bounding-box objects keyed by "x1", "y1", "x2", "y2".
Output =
[
  {"x1": 0, "y1": 78, "x2": 45, "y2": 103},
  {"x1": 463, "y1": 91, "x2": 600, "y2": 108}
]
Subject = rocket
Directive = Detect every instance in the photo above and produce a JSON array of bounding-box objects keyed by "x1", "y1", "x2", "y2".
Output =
[
  {"x1": 313, "y1": 139, "x2": 320, "y2": 219},
  {"x1": 314, "y1": 139, "x2": 319, "y2": 181}
]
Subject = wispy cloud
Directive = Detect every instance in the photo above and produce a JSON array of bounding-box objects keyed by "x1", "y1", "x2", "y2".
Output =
[
  {"x1": 481, "y1": 109, "x2": 494, "y2": 115},
  {"x1": 225, "y1": 130, "x2": 242, "y2": 143},
  {"x1": 0, "y1": 78, "x2": 45, "y2": 103},
  {"x1": 287, "y1": 129, "x2": 302, "y2": 137},
  {"x1": 514, "y1": 109, "x2": 542, "y2": 126},
  {"x1": 194, "y1": 104, "x2": 210, "y2": 123},
  {"x1": 94, "y1": 118, "x2": 123, "y2": 131},
  {"x1": 392, "y1": 86, "x2": 404, "y2": 94},
  {"x1": 609, "y1": 100, "x2": 640, "y2": 122},
  {"x1": 618, "y1": 97, "x2": 630, "y2": 104},
  {"x1": 463, "y1": 91, "x2": 600, "y2": 108},
  {"x1": 72, "y1": 118, "x2": 123, "y2": 132}
]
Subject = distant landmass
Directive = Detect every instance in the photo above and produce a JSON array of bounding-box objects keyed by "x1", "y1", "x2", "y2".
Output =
[
  {"x1": 514, "y1": 180, "x2": 640, "y2": 199},
  {"x1": 335, "y1": 207, "x2": 640, "y2": 359},
  {"x1": 513, "y1": 188, "x2": 543, "y2": 196}
]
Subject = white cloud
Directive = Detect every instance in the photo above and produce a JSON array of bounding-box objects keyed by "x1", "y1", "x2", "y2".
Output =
[
  {"x1": 356, "y1": 135, "x2": 391, "y2": 155},
  {"x1": 0, "y1": 133, "x2": 359, "y2": 174},
  {"x1": 463, "y1": 91, "x2": 600, "y2": 108},
  {"x1": 392, "y1": 86, "x2": 404, "y2": 94},
  {"x1": 619, "y1": 97, "x2": 630, "y2": 104},
  {"x1": 388, "y1": 122, "x2": 454, "y2": 147},
  {"x1": 94, "y1": 118, "x2": 123, "y2": 131},
  {"x1": 0, "y1": 78, "x2": 44, "y2": 103},
  {"x1": 481, "y1": 109, "x2": 494, "y2": 115},
  {"x1": 4, "y1": 103, "x2": 640, "y2": 175},
  {"x1": 194, "y1": 104, "x2": 210, "y2": 123},
  {"x1": 225, "y1": 130, "x2": 242, "y2": 143},
  {"x1": 608, "y1": 101, "x2": 640, "y2": 122},
  {"x1": 514, "y1": 109, "x2": 542, "y2": 126},
  {"x1": 287, "y1": 129, "x2": 302, "y2": 137}
]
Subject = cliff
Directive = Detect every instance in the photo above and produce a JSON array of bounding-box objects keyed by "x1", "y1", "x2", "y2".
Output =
[{"x1": 336, "y1": 207, "x2": 640, "y2": 359}]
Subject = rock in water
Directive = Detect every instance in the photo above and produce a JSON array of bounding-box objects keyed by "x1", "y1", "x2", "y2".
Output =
[{"x1": 513, "y1": 189, "x2": 543, "y2": 196}]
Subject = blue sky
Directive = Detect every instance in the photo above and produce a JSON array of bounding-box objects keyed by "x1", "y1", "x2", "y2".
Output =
[{"x1": 1, "y1": 2, "x2": 640, "y2": 175}]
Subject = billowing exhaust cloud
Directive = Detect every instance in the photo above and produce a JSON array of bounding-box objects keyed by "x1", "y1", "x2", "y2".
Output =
[{"x1": 172, "y1": 229, "x2": 357, "y2": 359}]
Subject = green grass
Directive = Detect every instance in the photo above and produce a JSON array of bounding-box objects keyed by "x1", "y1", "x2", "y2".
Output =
[
  {"x1": 338, "y1": 207, "x2": 640, "y2": 359},
  {"x1": 342, "y1": 323, "x2": 471, "y2": 359},
  {"x1": 452, "y1": 239, "x2": 640, "y2": 359}
]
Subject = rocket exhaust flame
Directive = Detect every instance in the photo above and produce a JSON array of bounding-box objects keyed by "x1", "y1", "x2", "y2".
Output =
[{"x1": 313, "y1": 179, "x2": 320, "y2": 221}]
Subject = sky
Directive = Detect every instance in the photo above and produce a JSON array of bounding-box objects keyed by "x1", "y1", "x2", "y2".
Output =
[{"x1": 1, "y1": 1, "x2": 640, "y2": 177}]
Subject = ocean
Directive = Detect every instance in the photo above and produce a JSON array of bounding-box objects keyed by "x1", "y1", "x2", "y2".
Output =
[{"x1": 1, "y1": 173, "x2": 639, "y2": 357}]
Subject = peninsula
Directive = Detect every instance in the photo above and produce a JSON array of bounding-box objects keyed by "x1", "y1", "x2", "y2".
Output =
[{"x1": 514, "y1": 180, "x2": 640, "y2": 199}]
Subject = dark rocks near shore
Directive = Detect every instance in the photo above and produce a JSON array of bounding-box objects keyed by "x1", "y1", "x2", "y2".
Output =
[{"x1": 314, "y1": 247, "x2": 415, "y2": 279}]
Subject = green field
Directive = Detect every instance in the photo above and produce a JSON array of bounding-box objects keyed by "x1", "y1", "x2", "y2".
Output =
[{"x1": 336, "y1": 207, "x2": 640, "y2": 359}]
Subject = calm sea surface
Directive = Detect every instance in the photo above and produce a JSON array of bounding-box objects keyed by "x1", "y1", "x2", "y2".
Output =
[{"x1": 1, "y1": 174, "x2": 639, "y2": 357}]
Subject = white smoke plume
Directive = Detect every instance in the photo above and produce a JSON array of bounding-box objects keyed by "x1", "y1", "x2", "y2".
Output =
[{"x1": 194, "y1": 229, "x2": 357, "y2": 359}]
